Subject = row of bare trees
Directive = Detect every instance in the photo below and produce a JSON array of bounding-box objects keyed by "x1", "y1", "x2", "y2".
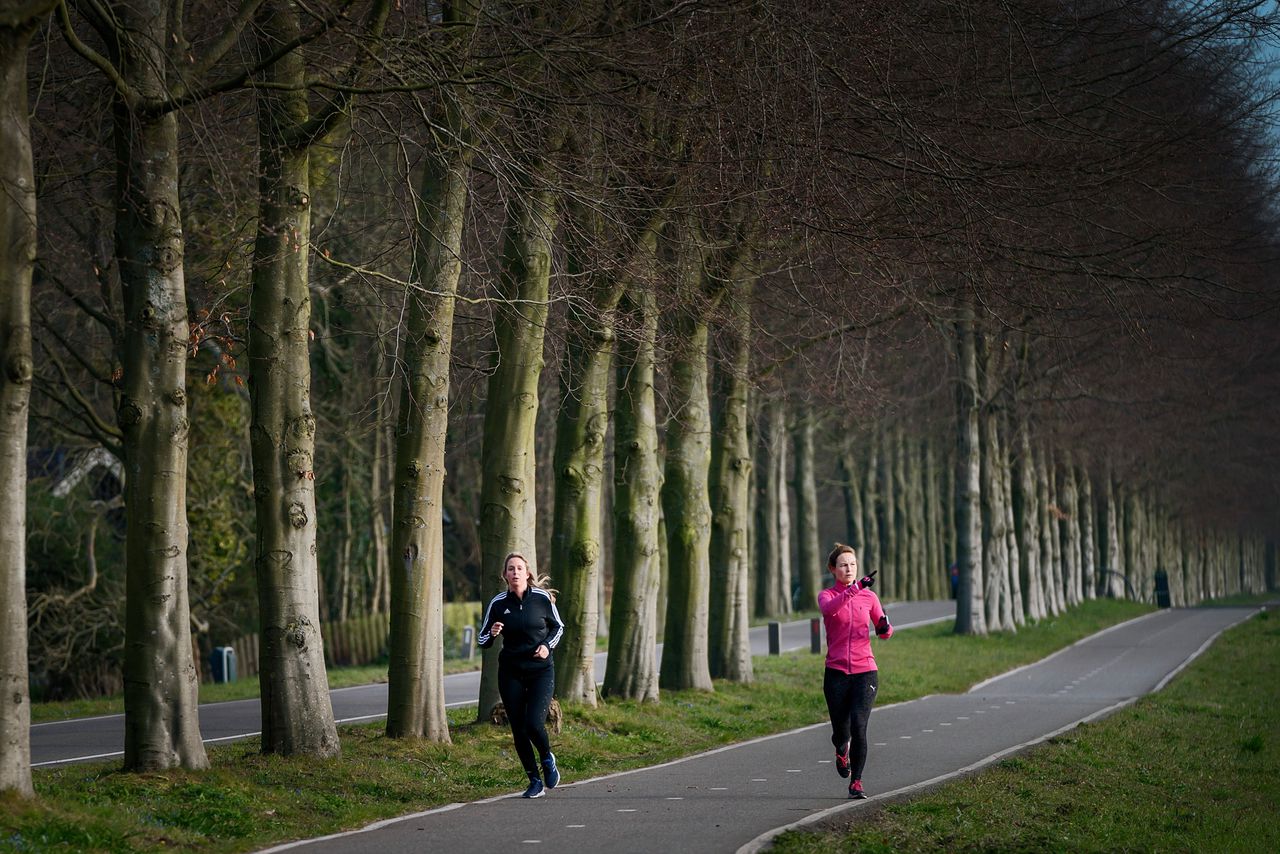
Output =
[{"x1": 3, "y1": 0, "x2": 1278, "y2": 798}]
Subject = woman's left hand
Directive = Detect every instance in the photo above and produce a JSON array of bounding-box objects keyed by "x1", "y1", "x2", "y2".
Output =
[{"x1": 533, "y1": 644, "x2": 549, "y2": 660}]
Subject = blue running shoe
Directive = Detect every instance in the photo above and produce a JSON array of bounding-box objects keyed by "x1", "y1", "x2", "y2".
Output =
[
  {"x1": 522, "y1": 776, "x2": 545, "y2": 799},
  {"x1": 542, "y1": 753, "x2": 560, "y2": 789}
]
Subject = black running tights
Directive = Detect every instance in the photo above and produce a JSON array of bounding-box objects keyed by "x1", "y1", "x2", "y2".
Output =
[
  {"x1": 498, "y1": 664, "x2": 554, "y2": 777},
  {"x1": 823, "y1": 668, "x2": 879, "y2": 780}
]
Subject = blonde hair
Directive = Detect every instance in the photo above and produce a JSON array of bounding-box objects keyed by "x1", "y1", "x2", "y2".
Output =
[
  {"x1": 501, "y1": 552, "x2": 557, "y2": 600},
  {"x1": 827, "y1": 542, "x2": 857, "y2": 568}
]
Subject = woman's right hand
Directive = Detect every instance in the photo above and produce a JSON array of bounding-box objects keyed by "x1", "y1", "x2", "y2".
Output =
[{"x1": 491, "y1": 621, "x2": 504, "y2": 636}]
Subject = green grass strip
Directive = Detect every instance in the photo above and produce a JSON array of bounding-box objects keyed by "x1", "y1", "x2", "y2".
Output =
[
  {"x1": 770, "y1": 606, "x2": 1280, "y2": 853},
  {"x1": 2, "y1": 599, "x2": 1163, "y2": 852}
]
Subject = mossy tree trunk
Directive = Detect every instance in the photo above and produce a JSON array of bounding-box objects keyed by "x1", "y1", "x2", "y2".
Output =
[
  {"x1": 0, "y1": 3, "x2": 50, "y2": 796},
  {"x1": 1045, "y1": 448, "x2": 1066, "y2": 612},
  {"x1": 386, "y1": 87, "x2": 472, "y2": 741},
  {"x1": 477, "y1": 163, "x2": 557, "y2": 718},
  {"x1": 877, "y1": 426, "x2": 898, "y2": 598},
  {"x1": 659, "y1": 287, "x2": 715, "y2": 691},
  {"x1": 838, "y1": 446, "x2": 865, "y2": 554},
  {"x1": 1015, "y1": 417, "x2": 1045, "y2": 619},
  {"x1": 924, "y1": 439, "x2": 945, "y2": 599},
  {"x1": 603, "y1": 281, "x2": 662, "y2": 702},
  {"x1": 99, "y1": 0, "x2": 208, "y2": 772},
  {"x1": 999, "y1": 418, "x2": 1024, "y2": 625},
  {"x1": 247, "y1": 0, "x2": 351, "y2": 758},
  {"x1": 754, "y1": 396, "x2": 790, "y2": 617},
  {"x1": 791, "y1": 404, "x2": 821, "y2": 612},
  {"x1": 552, "y1": 186, "x2": 655, "y2": 706},
  {"x1": 1058, "y1": 451, "x2": 1082, "y2": 609},
  {"x1": 1036, "y1": 445, "x2": 1060, "y2": 614},
  {"x1": 1078, "y1": 462, "x2": 1097, "y2": 601},
  {"x1": 862, "y1": 440, "x2": 881, "y2": 580},
  {"x1": 892, "y1": 427, "x2": 914, "y2": 599},
  {"x1": 979, "y1": 395, "x2": 1010, "y2": 630},
  {"x1": 1123, "y1": 487, "x2": 1141, "y2": 600},
  {"x1": 708, "y1": 276, "x2": 753, "y2": 682}
]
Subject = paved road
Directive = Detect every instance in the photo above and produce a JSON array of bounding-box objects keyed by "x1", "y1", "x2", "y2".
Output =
[
  {"x1": 253, "y1": 604, "x2": 1263, "y2": 854},
  {"x1": 30, "y1": 600, "x2": 955, "y2": 768}
]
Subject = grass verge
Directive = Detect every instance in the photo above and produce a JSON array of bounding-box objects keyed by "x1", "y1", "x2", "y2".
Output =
[
  {"x1": 769, "y1": 606, "x2": 1279, "y2": 853},
  {"x1": 4, "y1": 599, "x2": 1153, "y2": 852}
]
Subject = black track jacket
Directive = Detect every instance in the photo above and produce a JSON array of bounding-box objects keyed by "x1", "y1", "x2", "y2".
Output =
[{"x1": 478, "y1": 587, "x2": 564, "y2": 671}]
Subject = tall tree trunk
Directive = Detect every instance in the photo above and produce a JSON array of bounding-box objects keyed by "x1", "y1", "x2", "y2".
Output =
[
  {"x1": 1123, "y1": 487, "x2": 1141, "y2": 601},
  {"x1": 792, "y1": 404, "x2": 821, "y2": 612},
  {"x1": 754, "y1": 396, "x2": 788, "y2": 617},
  {"x1": 1036, "y1": 444, "x2": 1057, "y2": 614},
  {"x1": 1015, "y1": 417, "x2": 1044, "y2": 620},
  {"x1": 923, "y1": 439, "x2": 944, "y2": 599},
  {"x1": 0, "y1": 4, "x2": 49, "y2": 796},
  {"x1": 247, "y1": 1, "x2": 340, "y2": 757},
  {"x1": 980, "y1": 394, "x2": 1009, "y2": 630},
  {"x1": 942, "y1": 441, "x2": 956, "y2": 571},
  {"x1": 1059, "y1": 451, "x2": 1082, "y2": 608},
  {"x1": 862, "y1": 440, "x2": 880, "y2": 580},
  {"x1": 660, "y1": 210, "x2": 723, "y2": 693},
  {"x1": 603, "y1": 283, "x2": 661, "y2": 702},
  {"x1": 754, "y1": 398, "x2": 778, "y2": 617},
  {"x1": 892, "y1": 427, "x2": 915, "y2": 600},
  {"x1": 773, "y1": 399, "x2": 793, "y2": 613},
  {"x1": 708, "y1": 278, "x2": 753, "y2": 682},
  {"x1": 1078, "y1": 462, "x2": 1097, "y2": 600},
  {"x1": 551, "y1": 202, "x2": 637, "y2": 707},
  {"x1": 369, "y1": 412, "x2": 390, "y2": 615},
  {"x1": 877, "y1": 426, "x2": 898, "y2": 599},
  {"x1": 550, "y1": 321, "x2": 610, "y2": 705},
  {"x1": 838, "y1": 447, "x2": 865, "y2": 552},
  {"x1": 1045, "y1": 449, "x2": 1066, "y2": 612},
  {"x1": 385, "y1": 92, "x2": 472, "y2": 742},
  {"x1": 103, "y1": 0, "x2": 208, "y2": 772},
  {"x1": 908, "y1": 437, "x2": 927, "y2": 599},
  {"x1": 999, "y1": 418, "x2": 1024, "y2": 625},
  {"x1": 476, "y1": 163, "x2": 557, "y2": 718},
  {"x1": 659, "y1": 311, "x2": 715, "y2": 691},
  {"x1": 953, "y1": 298, "x2": 986, "y2": 635},
  {"x1": 1102, "y1": 461, "x2": 1124, "y2": 598}
]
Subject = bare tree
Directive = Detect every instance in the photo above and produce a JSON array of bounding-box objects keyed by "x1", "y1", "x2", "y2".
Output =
[{"x1": 0, "y1": 0, "x2": 56, "y2": 797}]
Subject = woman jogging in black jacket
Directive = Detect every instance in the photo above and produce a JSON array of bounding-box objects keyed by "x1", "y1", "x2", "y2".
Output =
[{"x1": 478, "y1": 552, "x2": 565, "y2": 798}]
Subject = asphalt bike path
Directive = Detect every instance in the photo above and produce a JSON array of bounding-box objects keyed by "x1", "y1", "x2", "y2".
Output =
[
  {"x1": 30, "y1": 600, "x2": 955, "y2": 768},
  {"x1": 256, "y1": 604, "x2": 1262, "y2": 854}
]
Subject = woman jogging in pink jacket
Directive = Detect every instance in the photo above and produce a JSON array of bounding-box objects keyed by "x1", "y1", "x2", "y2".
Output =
[{"x1": 819, "y1": 543, "x2": 892, "y2": 799}]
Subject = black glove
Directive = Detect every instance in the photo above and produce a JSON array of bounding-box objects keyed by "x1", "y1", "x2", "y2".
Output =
[
  {"x1": 875, "y1": 615, "x2": 891, "y2": 637},
  {"x1": 856, "y1": 570, "x2": 877, "y2": 590}
]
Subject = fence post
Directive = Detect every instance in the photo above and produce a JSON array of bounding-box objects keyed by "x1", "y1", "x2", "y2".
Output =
[
  {"x1": 768, "y1": 621, "x2": 780, "y2": 655},
  {"x1": 461, "y1": 625, "x2": 475, "y2": 660},
  {"x1": 810, "y1": 618, "x2": 822, "y2": 654}
]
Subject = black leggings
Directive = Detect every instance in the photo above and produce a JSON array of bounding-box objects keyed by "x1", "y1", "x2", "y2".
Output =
[
  {"x1": 498, "y1": 663, "x2": 555, "y2": 776},
  {"x1": 823, "y1": 668, "x2": 878, "y2": 780}
]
